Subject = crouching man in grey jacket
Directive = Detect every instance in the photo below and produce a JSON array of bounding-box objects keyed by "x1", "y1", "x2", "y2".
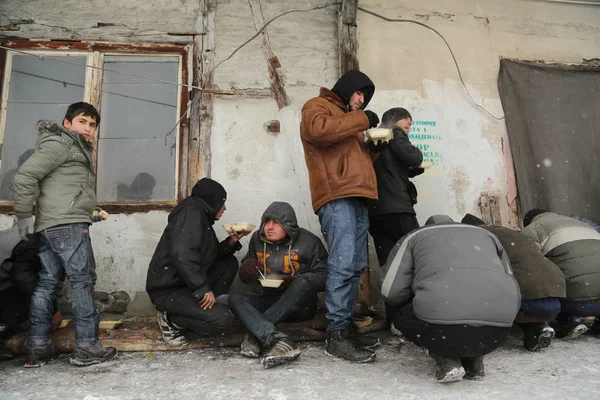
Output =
[{"x1": 380, "y1": 215, "x2": 521, "y2": 383}]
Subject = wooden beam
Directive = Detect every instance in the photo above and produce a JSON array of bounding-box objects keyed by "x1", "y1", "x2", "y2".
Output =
[
  {"x1": 479, "y1": 192, "x2": 502, "y2": 226},
  {"x1": 338, "y1": 0, "x2": 359, "y2": 74},
  {"x1": 247, "y1": 0, "x2": 289, "y2": 110},
  {"x1": 188, "y1": 0, "x2": 216, "y2": 188}
]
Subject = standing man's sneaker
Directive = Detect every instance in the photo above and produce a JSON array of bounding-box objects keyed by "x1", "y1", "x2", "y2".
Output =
[
  {"x1": 554, "y1": 316, "x2": 588, "y2": 340},
  {"x1": 431, "y1": 354, "x2": 465, "y2": 383},
  {"x1": 461, "y1": 356, "x2": 485, "y2": 381},
  {"x1": 24, "y1": 343, "x2": 60, "y2": 368},
  {"x1": 70, "y1": 340, "x2": 118, "y2": 366},
  {"x1": 523, "y1": 323, "x2": 555, "y2": 351},
  {"x1": 240, "y1": 333, "x2": 261, "y2": 358},
  {"x1": 261, "y1": 338, "x2": 301, "y2": 369},
  {"x1": 345, "y1": 326, "x2": 381, "y2": 349},
  {"x1": 157, "y1": 312, "x2": 188, "y2": 347},
  {"x1": 325, "y1": 330, "x2": 376, "y2": 363}
]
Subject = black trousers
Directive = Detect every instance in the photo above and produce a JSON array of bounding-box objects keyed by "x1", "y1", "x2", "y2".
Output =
[
  {"x1": 152, "y1": 256, "x2": 239, "y2": 337},
  {"x1": 369, "y1": 213, "x2": 419, "y2": 267},
  {"x1": 390, "y1": 303, "x2": 510, "y2": 358},
  {"x1": 0, "y1": 287, "x2": 30, "y2": 332}
]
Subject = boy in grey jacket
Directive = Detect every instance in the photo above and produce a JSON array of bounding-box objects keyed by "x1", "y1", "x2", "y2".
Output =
[
  {"x1": 381, "y1": 215, "x2": 521, "y2": 383},
  {"x1": 13, "y1": 102, "x2": 116, "y2": 367}
]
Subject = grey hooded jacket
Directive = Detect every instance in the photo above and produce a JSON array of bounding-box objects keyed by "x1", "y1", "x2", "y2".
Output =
[
  {"x1": 381, "y1": 219, "x2": 521, "y2": 327},
  {"x1": 240, "y1": 201, "x2": 328, "y2": 292},
  {"x1": 13, "y1": 121, "x2": 95, "y2": 232},
  {"x1": 522, "y1": 212, "x2": 600, "y2": 301}
]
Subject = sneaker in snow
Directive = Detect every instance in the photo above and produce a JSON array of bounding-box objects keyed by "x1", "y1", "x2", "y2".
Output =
[
  {"x1": 325, "y1": 330, "x2": 375, "y2": 363},
  {"x1": 69, "y1": 340, "x2": 117, "y2": 366},
  {"x1": 461, "y1": 356, "x2": 485, "y2": 381},
  {"x1": 261, "y1": 338, "x2": 301, "y2": 369},
  {"x1": 554, "y1": 316, "x2": 588, "y2": 340},
  {"x1": 431, "y1": 354, "x2": 465, "y2": 383},
  {"x1": 157, "y1": 312, "x2": 188, "y2": 347},
  {"x1": 523, "y1": 323, "x2": 555, "y2": 352},
  {"x1": 240, "y1": 333, "x2": 261, "y2": 358},
  {"x1": 24, "y1": 343, "x2": 60, "y2": 368}
]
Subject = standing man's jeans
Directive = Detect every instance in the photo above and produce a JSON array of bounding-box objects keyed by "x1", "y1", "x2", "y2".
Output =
[
  {"x1": 29, "y1": 223, "x2": 99, "y2": 345},
  {"x1": 229, "y1": 275, "x2": 318, "y2": 347},
  {"x1": 316, "y1": 198, "x2": 369, "y2": 332}
]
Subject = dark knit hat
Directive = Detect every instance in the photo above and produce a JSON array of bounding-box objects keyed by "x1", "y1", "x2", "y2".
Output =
[
  {"x1": 461, "y1": 213, "x2": 486, "y2": 226},
  {"x1": 191, "y1": 178, "x2": 227, "y2": 216},
  {"x1": 380, "y1": 108, "x2": 413, "y2": 128},
  {"x1": 523, "y1": 208, "x2": 549, "y2": 227}
]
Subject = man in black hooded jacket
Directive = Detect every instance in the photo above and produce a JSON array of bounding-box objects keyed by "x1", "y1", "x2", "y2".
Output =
[
  {"x1": 146, "y1": 178, "x2": 250, "y2": 346},
  {"x1": 369, "y1": 107, "x2": 423, "y2": 267}
]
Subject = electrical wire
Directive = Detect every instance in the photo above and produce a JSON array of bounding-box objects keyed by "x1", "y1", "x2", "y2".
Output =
[{"x1": 357, "y1": 7, "x2": 505, "y2": 120}]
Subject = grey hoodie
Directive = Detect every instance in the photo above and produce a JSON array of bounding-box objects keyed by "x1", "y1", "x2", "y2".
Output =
[
  {"x1": 240, "y1": 201, "x2": 328, "y2": 292},
  {"x1": 381, "y1": 217, "x2": 521, "y2": 327}
]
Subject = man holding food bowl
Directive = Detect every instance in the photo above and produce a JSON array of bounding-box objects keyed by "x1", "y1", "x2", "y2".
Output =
[
  {"x1": 228, "y1": 201, "x2": 328, "y2": 368},
  {"x1": 146, "y1": 178, "x2": 251, "y2": 346}
]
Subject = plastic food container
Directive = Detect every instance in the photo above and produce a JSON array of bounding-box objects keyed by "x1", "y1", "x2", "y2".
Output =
[
  {"x1": 222, "y1": 222, "x2": 256, "y2": 233},
  {"x1": 366, "y1": 128, "x2": 393, "y2": 144},
  {"x1": 259, "y1": 279, "x2": 284, "y2": 288}
]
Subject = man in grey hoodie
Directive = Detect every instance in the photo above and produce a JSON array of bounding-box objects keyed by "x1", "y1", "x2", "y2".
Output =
[
  {"x1": 381, "y1": 215, "x2": 521, "y2": 383},
  {"x1": 229, "y1": 201, "x2": 328, "y2": 368}
]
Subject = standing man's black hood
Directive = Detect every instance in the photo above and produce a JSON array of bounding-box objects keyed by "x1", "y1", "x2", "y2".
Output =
[
  {"x1": 330, "y1": 70, "x2": 375, "y2": 110},
  {"x1": 258, "y1": 201, "x2": 300, "y2": 244},
  {"x1": 190, "y1": 178, "x2": 227, "y2": 220}
]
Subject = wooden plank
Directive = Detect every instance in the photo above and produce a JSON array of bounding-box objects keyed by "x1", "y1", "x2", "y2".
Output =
[
  {"x1": 338, "y1": 0, "x2": 359, "y2": 74},
  {"x1": 479, "y1": 192, "x2": 502, "y2": 226},
  {"x1": 247, "y1": 0, "x2": 289, "y2": 110},
  {"x1": 187, "y1": 0, "x2": 216, "y2": 188}
]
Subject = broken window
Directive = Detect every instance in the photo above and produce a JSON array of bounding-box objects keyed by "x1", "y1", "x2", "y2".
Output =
[{"x1": 0, "y1": 42, "x2": 189, "y2": 212}]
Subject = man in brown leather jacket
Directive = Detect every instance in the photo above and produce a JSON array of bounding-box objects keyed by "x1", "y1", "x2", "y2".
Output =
[{"x1": 300, "y1": 70, "x2": 382, "y2": 363}]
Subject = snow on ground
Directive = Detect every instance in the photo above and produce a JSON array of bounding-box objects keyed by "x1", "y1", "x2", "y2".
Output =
[{"x1": 1, "y1": 332, "x2": 599, "y2": 400}]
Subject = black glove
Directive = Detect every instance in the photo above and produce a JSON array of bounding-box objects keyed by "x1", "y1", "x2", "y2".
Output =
[
  {"x1": 241, "y1": 259, "x2": 261, "y2": 281},
  {"x1": 367, "y1": 140, "x2": 389, "y2": 153},
  {"x1": 407, "y1": 167, "x2": 425, "y2": 178},
  {"x1": 364, "y1": 110, "x2": 379, "y2": 128}
]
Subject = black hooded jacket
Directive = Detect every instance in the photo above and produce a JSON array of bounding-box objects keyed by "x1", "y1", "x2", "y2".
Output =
[
  {"x1": 370, "y1": 124, "x2": 423, "y2": 216},
  {"x1": 146, "y1": 178, "x2": 242, "y2": 301},
  {"x1": 239, "y1": 201, "x2": 328, "y2": 292},
  {"x1": 330, "y1": 70, "x2": 375, "y2": 110}
]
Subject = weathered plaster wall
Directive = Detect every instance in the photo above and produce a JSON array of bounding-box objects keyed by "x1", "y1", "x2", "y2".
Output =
[
  {"x1": 0, "y1": 0, "x2": 338, "y2": 296},
  {"x1": 358, "y1": 0, "x2": 600, "y2": 225}
]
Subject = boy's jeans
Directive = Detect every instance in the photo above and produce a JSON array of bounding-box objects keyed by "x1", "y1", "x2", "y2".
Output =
[
  {"x1": 316, "y1": 198, "x2": 369, "y2": 332},
  {"x1": 29, "y1": 223, "x2": 99, "y2": 345}
]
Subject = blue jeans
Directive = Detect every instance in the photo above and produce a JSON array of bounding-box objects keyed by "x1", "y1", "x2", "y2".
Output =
[
  {"x1": 316, "y1": 198, "x2": 369, "y2": 332},
  {"x1": 559, "y1": 299, "x2": 600, "y2": 318},
  {"x1": 228, "y1": 275, "x2": 317, "y2": 347},
  {"x1": 519, "y1": 297, "x2": 562, "y2": 321},
  {"x1": 29, "y1": 223, "x2": 99, "y2": 345}
]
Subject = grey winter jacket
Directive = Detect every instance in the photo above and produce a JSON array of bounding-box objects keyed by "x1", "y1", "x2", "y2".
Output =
[
  {"x1": 381, "y1": 223, "x2": 521, "y2": 327},
  {"x1": 522, "y1": 212, "x2": 600, "y2": 301},
  {"x1": 240, "y1": 201, "x2": 328, "y2": 292},
  {"x1": 13, "y1": 121, "x2": 95, "y2": 232}
]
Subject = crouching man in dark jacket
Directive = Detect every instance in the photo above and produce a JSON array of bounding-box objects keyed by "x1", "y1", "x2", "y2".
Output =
[
  {"x1": 146, "y1": 178, "x2": 250, "y2": 346},
  {"x1": 229, "y1": 202, "x2": 328, "y2": 369},
  {"x1": 462, "y1": 213, "x2": 566, "y2": 352},
  {"x1": 381, "y1": 215, "x2": 521, "y2": 383},
  {"x1": 523, "y1": 209, "x2": 600, "y2": 339}
]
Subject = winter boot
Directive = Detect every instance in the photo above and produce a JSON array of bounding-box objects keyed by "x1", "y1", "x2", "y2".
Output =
[
  {"x1": 240, "y1": 333, "x2": 261, "y2": 358},
  {"x1": 325, "y1": 330, "x2": 376, "y2": 363},
  {"x1": 70, "y1": 339, "x2": 118, "y2": 366},
  {"x1": 24, "y1": 340, "x2": 60, "y2": 368},
  {"x1": 0, "y1": 339, "x2": 14, "y2": 361},
  {"x1": 522, "y1": 322, "x2": 555, "y2": 352},
  {"x1": 461, "y1": 356, "x2": 485, "y2": 381},
  {"x1": 157, "y1": 311, "x2": 188, "y2": 347},
  {"x1": 553, "y1": 316, "x2": 588, "y2": 340},
  {"x1": 430, "y1": 353, "x2": 465, "y2": 383},
  {"x1": 346, "y1": 326, "x2": 381, "y2": 349},
  {"x1": 261, "y1": 337, "x2": 301, "y2": 369}
]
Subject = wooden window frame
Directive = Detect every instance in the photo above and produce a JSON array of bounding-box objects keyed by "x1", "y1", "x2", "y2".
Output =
[{"x1": 0, "y1": 40, "x2": 191, "y2": 214}]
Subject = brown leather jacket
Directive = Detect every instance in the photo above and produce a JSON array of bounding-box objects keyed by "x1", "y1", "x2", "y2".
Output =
[{"x1": 300, "y1": 88, "x2": 377, "y2": 211}]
